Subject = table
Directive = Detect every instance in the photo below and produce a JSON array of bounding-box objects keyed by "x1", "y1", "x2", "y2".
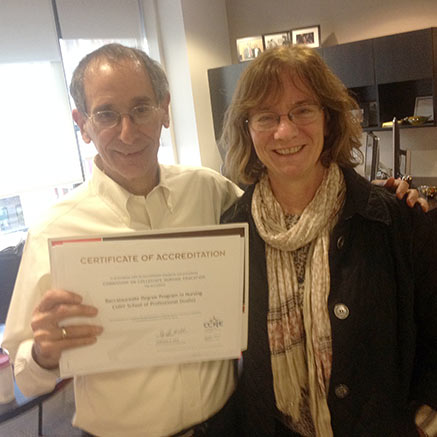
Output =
[{"x1": 0, "y1": 378, "x2": 71, "y2": 436}]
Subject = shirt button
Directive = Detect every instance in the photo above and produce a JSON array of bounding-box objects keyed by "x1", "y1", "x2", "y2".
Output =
[
  {"x1": 336, "y1": 235, "x2": 345, "y2": 249},
  {"x1": 334, "y1": 303, "x2": 350, "y2": 320},
  {"x1": 335, "y1": 384, "x2": 350, "y2": 399}
]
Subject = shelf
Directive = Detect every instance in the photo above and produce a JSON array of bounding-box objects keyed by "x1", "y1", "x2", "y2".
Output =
[{"x1": 364, "y1": 123, "x2": 435, "y2": 133}]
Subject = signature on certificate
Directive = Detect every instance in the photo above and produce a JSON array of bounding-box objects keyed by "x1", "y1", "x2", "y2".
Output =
[{"x1": 156, "y1": 327, "x2": 188, "y2": 345}]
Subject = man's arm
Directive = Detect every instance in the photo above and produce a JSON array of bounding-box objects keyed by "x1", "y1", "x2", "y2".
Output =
[
  {"x1": 2, "y1": 231, "x2": 102, "y2": 397},
  {"x1": 372, "y1": 177, "x2": 429, "y2": 212}
]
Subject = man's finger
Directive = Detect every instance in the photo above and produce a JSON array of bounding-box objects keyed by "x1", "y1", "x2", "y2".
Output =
[{"x1": 37, "y1": 289, "x2": 83, "y2": 312}]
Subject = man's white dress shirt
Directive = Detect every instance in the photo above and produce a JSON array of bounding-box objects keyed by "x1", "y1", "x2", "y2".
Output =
[{"x1": 3, "y1": 162, "x2": 242, "y2": 437}]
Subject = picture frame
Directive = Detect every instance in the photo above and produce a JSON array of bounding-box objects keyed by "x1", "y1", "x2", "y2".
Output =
[
  {"x1": 414, "y1": 96, "x2": 434, "y2": 121},
  {"x1": 291, "y1": 25, "x2": 321, "y2": 48},
  {"x1": 236, "y1": 36, "x2": 264, "y2": 62},
  {"x1": 263, "y1": 31, "x2": 291, "y2": 50}
]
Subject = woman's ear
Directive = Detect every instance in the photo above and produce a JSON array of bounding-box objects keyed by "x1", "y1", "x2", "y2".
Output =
[{"x1": 72, "y1": 109, "x2": 92, "y2": 144}]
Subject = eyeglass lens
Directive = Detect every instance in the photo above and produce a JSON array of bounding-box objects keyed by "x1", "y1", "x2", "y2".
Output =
[
  {"x1": 90, "y1": 104, "x2": 159, "y2": 129},
  {"x1": 249, "y1": 104, "x2": 321, "y2": 131}
]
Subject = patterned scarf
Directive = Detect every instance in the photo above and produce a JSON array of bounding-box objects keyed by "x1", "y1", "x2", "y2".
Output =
[{"x1": 251, "y1": 163, "x2": 345, "y2": 437}]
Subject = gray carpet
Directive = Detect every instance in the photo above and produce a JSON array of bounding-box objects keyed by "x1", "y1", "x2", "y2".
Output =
[{"x1": 0, "y1": 382, "x2": 81, "y2": 437}]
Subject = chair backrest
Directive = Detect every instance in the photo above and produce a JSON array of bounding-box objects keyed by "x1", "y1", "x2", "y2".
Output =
[{"x1": 0, "y1": 240, "x2": 24, "y2": 324}]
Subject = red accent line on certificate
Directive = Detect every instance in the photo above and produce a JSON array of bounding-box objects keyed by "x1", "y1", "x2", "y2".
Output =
[{"x1": 51, "y1": 238, "x2": 102, "y2": 246}]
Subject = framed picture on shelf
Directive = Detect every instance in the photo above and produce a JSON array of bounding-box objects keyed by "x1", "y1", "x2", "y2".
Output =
[
  {"x1": 291, "y1": 25, "x2": 321, "y2": 48},
  {"x1": 236, "y1": 36, "x2": 264, "y2": 62},
  {"x1": 414, "y1": 96, "x2": 434, "y2": 121},
  {"x1": 263, "y1": 31, "x2": 291, "y2": 50}
]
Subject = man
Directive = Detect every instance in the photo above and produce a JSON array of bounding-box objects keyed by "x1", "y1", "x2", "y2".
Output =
[{"x1": 3, "y1": 44, "x2": 242, "y2": 437}]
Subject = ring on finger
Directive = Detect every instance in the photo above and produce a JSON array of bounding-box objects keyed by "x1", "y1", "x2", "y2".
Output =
[
  {"x1": 401, "y1": 175, "x2": 413, "y2": 186},
  {"x1": 61, "y1": 327, "x2": 68, "y2": 340}
]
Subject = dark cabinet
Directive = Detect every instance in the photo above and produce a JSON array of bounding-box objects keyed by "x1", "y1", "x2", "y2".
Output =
[
  {"x1": 373, "y1": 29, "x2": 434, "y2": 84},
  {"x1": 322, "y1": 40, "x2": 375, "y2": 88},
  {"x1": 207, "y1": 62, "x2": 249, "y2": 160},
  {"x1": 322, "y1": 40, "x2": 379, "y2": 127},
  {"x1": 372, "y1": 28, "x2": 436, "y2": 127}
]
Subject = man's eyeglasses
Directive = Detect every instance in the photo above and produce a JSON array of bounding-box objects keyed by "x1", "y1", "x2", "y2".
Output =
[
  {"x1": 246, "y1": 104, "x2": 323, "y2": 132},
  {"x1": 86, "y1": 104, "x2": 161, "y2": 130}
]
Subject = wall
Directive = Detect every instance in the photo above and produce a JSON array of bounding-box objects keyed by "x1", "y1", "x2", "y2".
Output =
[
  {"x1": 181, "y1": 0, "x2": 232, "y2": 171},
  {"x1": 225, "y1": 0, "x2": 437, "y2": 181},
  {"x1": 226, "y1": 0, "x2": 437, "y2": 62},
  {"x1": 148, "y1": 0, "x2": 231, "y2": 171}
]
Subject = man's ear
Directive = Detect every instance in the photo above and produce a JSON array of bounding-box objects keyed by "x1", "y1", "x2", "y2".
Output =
[
  {"x1": 161, "y1": 93, "x2": 171, "y2": 128},
  {"x1": 72, "y1": 109, "x2": 92, "y2": 144}
]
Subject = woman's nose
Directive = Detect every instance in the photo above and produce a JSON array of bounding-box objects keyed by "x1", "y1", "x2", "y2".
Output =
[{"x1": 273, "y1": 114, "x2": 299, "y2": 139}]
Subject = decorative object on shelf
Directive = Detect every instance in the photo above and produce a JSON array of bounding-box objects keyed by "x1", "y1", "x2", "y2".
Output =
[
  {"x1": 290, "y1": 25, "x2": 321, "y2": 48},
  {"x1": 407, "y1": 115, "x2": 430, "y2": 125},
  {"x1": 236, "y1": 36, "x2": 264, "y2": 62},
  {"x1": 419, "y1": 185, "x2": 437, "y2": 198},
  {"x1": 262, "y1": 31, "x2": 291, "y2": 49},
  {"x1": 414, "y1": 96, "x2": 434, "y2": 121},
  {"x1": 382, "y1": 115, "x2": 430, "y2": 128}
]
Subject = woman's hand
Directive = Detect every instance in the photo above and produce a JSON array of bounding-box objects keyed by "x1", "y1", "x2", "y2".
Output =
[
  {"x1": 372, "y1": 177, "x2": 429, "y2": 212},
  {"x1": 31, "y1": 289, "x2": 103, "y2": 370}
]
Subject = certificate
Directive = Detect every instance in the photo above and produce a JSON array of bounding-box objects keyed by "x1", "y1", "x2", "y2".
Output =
[{"x1": 49, "y1": 224, "x2": 248, "y2": 377}]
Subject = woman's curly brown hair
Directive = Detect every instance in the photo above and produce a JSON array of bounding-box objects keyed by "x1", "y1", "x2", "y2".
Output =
[{"x1": 220, "y1": 45, "x2": 363, "y2": 185}]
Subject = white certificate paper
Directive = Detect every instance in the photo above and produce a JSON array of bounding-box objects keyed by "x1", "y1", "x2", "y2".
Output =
[{"x1": 49, "y1": 224, "x2": 248, "y2": 377}]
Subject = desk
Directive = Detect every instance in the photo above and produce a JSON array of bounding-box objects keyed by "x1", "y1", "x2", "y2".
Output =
[{"x1": 0, "y1": 378, "x2": 71, "y2": 436}]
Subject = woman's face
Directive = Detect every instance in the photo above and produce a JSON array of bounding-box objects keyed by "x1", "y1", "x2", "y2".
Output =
[{"x1": 248, "y1": 73, "x2": 326, "y2": 192}]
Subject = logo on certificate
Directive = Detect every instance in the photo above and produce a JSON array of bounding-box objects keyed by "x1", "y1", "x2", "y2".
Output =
[{"x1": 203, "y1": 316, "x2": 223, "y2": 343}]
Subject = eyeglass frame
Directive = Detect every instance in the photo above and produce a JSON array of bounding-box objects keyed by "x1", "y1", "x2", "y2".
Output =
[
  {"x1": 85, "y1": 103, "x2": 163, "y2": 130},
  {"x1": 245, "y1": 103, "x2": 324, "y2": 132}
]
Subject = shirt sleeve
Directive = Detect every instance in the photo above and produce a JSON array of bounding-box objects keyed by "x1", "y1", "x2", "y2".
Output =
[
  {"x1": 2, "y1": 229, "x2": 59, "y2": 397},
  {"x1": 219, "y1": 176, "x2": 243, "y2": 213},
  {"x1": 14, "y1": 339, "x2": 59, "y2": 397}
]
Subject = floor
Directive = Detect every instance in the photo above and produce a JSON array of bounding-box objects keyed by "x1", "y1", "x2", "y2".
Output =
[
  {"x1": 0, "y1": 381, "x2": 80, "y2": 436},
  {"x1": 0, "y1": 324, "x2": 80, "y2": 436},
  {"x1": 0, "y1": 381, "x2": 81, "y2": 437}
]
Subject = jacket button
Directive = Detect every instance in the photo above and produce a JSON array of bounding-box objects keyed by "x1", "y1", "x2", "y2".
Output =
[
  {"x1": 334, "y1": 303, "x2": 349, "y2": 320},
  {"x1": 335, "y1": 384, "x2": 350, "y2": 399},
  {"x1": 336, "y1": 235, "x2": 345, "y2": 249}
]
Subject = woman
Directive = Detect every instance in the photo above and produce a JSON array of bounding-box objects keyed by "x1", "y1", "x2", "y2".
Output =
[{"x1": 220, "y1": 46, "x2": 437, "y2": 436}]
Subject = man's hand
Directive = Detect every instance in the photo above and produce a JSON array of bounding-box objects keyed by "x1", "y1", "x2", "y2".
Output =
[
  {"x1": 416, "y1": 427, "x2": 427, "y2": 437},
  {"x1": 372, "y1": 177, "x2": 429, "y2": 212},
  {"x1": 31, "y1": 289, "x2": 103, "y2": 370}
]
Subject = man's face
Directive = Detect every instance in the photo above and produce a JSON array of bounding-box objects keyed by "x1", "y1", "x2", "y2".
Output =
[{"x1": 74, "y1": 59, "x2": 169, "y2": 194}]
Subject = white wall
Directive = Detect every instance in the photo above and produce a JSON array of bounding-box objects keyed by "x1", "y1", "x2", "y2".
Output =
[
  {"x1": 181, "y1": 0, "x2": 232, "y2": 171},
  {"x1": 148, "y1": 0, "x2": 231, "y2": 171},
  {"x1": 225, "y1": 0, "x2": 437, "y2": 181}
]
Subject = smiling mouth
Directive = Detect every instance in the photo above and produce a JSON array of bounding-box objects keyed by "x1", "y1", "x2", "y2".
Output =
[
  {"x1": 117, "y1": 149, "x2": 144, "y2": 157},
  {"x1": 275, "y1": 145, "x2": 304, "y2": 155}
]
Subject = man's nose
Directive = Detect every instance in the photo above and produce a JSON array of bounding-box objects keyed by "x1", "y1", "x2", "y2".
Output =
[{"x1": 118, "y1": 114, "x2": 139, "y2": 143}]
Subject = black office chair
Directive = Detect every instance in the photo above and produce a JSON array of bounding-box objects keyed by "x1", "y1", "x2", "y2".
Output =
[{"x1": 0, "y1": 240, "x2": 24, "y2": 324}]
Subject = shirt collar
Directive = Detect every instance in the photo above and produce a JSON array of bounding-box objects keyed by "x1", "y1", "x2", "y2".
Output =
[{"x1": 89, "y1": 158, "x2": 174, "y2": 225}]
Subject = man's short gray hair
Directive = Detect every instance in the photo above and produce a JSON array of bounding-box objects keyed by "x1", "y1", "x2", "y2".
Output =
[{"x1": 70, "y1": 43, "x2": 169, "y2": 114}]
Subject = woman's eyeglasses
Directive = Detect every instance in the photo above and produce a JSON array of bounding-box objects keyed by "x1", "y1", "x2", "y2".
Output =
[{"x1": 246, "y1": 104, "x2": 323, "y2": 132}]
